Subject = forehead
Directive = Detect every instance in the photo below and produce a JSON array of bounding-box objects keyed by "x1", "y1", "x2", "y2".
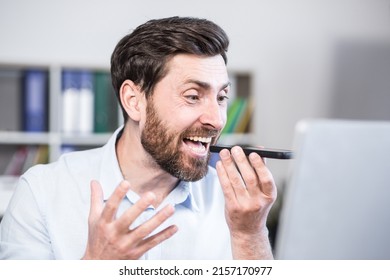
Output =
[{"x1": 163, "y1": 54, "x2": 229, "y2": 87}]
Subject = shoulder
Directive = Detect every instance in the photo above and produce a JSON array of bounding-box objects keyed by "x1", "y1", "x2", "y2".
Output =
[
  {"x1": 20, "y1": 147, "x2": 104, "y2": 201},
  {"x1": 23, "y1": 147, "x2": 103, "y2": 182},
  {"x1": 23, "y1": 127, "x2": 122, "y2": 184}
]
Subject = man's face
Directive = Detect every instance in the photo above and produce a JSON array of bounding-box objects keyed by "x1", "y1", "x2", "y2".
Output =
[{"x1": 140, "y1": 54, "x2": 230, "y2": 181}]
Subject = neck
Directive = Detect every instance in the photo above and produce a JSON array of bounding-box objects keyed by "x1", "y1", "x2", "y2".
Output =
[{"x1": 116, "y1": 124, "x2": 179, "y2": 207}]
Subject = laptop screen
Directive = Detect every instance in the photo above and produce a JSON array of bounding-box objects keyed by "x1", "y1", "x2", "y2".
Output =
[{"x1": 274, "y1": 119, "x2": 390, "y2": 259}]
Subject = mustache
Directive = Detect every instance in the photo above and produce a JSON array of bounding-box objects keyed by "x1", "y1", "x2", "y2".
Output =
[{"x1": 181, "y1": 127, "x2": 220, "y2": 138}]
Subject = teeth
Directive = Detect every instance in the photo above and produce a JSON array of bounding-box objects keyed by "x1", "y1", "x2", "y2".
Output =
[
  {"x1": 188, "y1": 144, "x2": 206, "y2": 153},
  {"x1": 186, "y1": 136, "x2": 212, "y2": 143}
]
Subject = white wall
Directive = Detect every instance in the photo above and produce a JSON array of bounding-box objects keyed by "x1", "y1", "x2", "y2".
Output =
[{"x1": 1, "y1": 0, "x2": 390, "y2": 184}]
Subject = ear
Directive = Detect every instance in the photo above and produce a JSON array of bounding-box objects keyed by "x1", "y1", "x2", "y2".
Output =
[{"x1": 119, "y1": 80, "x2": 143, "y2": 122}]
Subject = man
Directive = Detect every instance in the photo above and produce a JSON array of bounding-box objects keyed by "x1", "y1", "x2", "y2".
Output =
[{"x1": 0, "y1": 16, "x2": 277, "y2": 260}]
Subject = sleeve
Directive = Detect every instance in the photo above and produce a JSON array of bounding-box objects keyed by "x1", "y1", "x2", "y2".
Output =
[{"x1": 0, "y1": 176, "x2": 54, "y2": 259}]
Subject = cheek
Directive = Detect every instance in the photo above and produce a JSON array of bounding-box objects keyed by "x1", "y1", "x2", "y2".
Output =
[
  {"x1": 166, "y1": 105, "x2": 198, "y2": 128},
  {"x1": 167, "y1": 114, "x2": 193, "y2": 132},
  {"x1": 221, "y1": 107, "x2": 228, "y2": 125}
]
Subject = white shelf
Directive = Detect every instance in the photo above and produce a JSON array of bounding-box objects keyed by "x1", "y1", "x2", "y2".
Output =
[
  {"x1": 0, "y1": 131, "x2": 51, "y2": 145},
  {"x1": 0, "y1": 131, "x2": 111, "y2": 146},
  {"x1": 61, "y1": 133, "x2": 111, "y2": 146},
  {"x1": 0, "y1": 131, "x2": 113, "y2": 162}
]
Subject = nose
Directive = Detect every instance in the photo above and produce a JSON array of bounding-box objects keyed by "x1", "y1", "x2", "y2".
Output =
[{"x1": 199, "y1": 99, "x2": 226, "y2": 131}]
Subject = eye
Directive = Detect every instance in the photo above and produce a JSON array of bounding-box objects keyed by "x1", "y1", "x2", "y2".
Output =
[
  {"x1": 218, "y1": 95, "x2": 229, "y2": 103},
  {"x1": 183, "y1": 89, "x2": 200, "y2": 103},
  {"x1": 187, "y1": 95, "x2": 199, "y2": 101},
  {"x1": 217, "y1": 92, "x2": 229, "y2": 104}
]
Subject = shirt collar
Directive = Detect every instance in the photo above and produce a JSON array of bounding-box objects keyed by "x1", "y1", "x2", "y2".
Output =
[
  {"x1": 123, "y1": 180, "x2": 200, "y2": 212},
  {"x1": 164, "y1": 181, "x2": 200, "y2": 212},
  {"x1": 98, "y1": 126, "x2": 125, "y2": 201}
]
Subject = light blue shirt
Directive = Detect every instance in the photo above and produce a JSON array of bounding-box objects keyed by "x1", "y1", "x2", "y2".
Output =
[{"x1": 0, "y1": 128, "x2": 232, "y2": 260}]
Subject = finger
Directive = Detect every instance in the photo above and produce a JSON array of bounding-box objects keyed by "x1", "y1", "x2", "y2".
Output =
[
  {"x1": 218, "y1": 148, "x2": 247, "y2": 197},
  {"x1": 89, "y1": 180, "x2": 104, "y2": 224},
  {"x1": 100, "y1": 180, "x2": 132, "y2": 222},
  {"x1": 230, "y1": 146, "x2": 261, "y2": 196},
  {"x1": 216, "y1": 160, "x2": 238, "y2": 205},
  {"x1": 254, "y1": 145, "x2": 267, "y2": 165},
  {"x1": 130, "y1": 204, "x2": 175, "y2": 239},
  {"x1": 115, "y1": 191, "x2": 156, "y2": 232},
  {"x1": 248, "y1": 152, "x2": 277, "y2": 198}
]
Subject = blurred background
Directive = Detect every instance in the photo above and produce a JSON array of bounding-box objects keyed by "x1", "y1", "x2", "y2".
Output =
[{"x1": 1, "y1": 0, "x2": 390, "y2": 254}]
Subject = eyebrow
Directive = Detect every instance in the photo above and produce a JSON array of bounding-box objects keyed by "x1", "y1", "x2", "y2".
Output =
[{"x1": 185, "y1": 79, "x2": 231, "y2": 92}]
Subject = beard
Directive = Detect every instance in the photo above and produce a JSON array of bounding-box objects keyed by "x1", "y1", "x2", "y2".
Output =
[{"x1": 141, "y1": 99, "x2": 219, "y2": 182}]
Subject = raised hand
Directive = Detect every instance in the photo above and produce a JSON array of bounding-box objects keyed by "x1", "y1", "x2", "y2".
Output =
[
  {"x1": 216, "y1": 146, "x2": 277, "y2": 259},
  {"x1": 82, "y1": 180, "x2": 178, "y2": 259}
]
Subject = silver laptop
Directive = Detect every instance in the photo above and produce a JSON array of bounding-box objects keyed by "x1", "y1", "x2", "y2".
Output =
[{"x1": 275, "y1": 119, "x2": 390, "y2": 259}]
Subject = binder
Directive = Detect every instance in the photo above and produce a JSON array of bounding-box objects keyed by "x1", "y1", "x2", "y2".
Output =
[
  {"x1": 0, "y1": 69, "x2": 22, "y2": 131},
  {"x1": 78, "y1": 70, "x2": 94, "y2": 134},
  {"x1": 61, "y1": 70, "x2": 80, "y2": 134},
  {"x1": 22, "y1": 69, "x2": 48, "y2": 132},
  {"x1": 94, "y1": 72, "x2": 118, "y2": 133}
]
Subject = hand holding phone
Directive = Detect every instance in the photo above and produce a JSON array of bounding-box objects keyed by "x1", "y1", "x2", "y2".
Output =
[{"x1": 210, "y1": 144, "x2": 293, "y2": 159}]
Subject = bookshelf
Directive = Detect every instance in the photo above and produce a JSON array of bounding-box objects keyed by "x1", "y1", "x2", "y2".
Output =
[
  {"x1": 0, "y1": 64, "x2": 119, "y2": 174},
  {"x1": 0, "y1": 63, "x2": 253, "y2": 215}
]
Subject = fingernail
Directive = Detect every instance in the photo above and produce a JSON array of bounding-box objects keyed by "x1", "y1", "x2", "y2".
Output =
[
  {"x1": 249, "y1": 152, "x2": 258, "y2": 160},
  {"x1": 219, "y1": 148, "x2": 230, "y2": 159},
  {"x1": 231, "y1": 146, "x2": 242, "y2": 156}
]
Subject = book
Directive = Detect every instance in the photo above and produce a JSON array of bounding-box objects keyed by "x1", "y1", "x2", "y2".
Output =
[
  {"x1": 62, "y1": 70, "x2": 80, "y2": 134},
  {"x1": 78, "y1": 70, "x2": 94, "y2": 134},
  {"x1": 4, "y1": 146, "x2": 29, "y2": 176},
  {"x1": 235, "y1": 97, "x2": 254, "y2": 133},
  {"x1": 222, "y1": 98, "x2": 240, "y2": 134},
  {"x1": 21, "y1": 145, "x2": 49, "y2": 173},
  {"x1": 61, "y1": 145, "x2": 76, "y2": 155},
  {"x1": 62, "y1": 69, "x2": 117, "y2": 135},
  {"x1": 222, "y1": 97, "x2": 246, "y2": 134},
  {"x1": 230, "y1": 98, "x2": 248, "y2": 133},
  {"x1": 0, "y1": 146, "x2": 19, "y2": 174},
  {"x1": 22, "y1": 69, "x2": 48, "y2": 132},
  {"x1": 33, "y1": 145, "x2": 49, "y2": 165},
  {"x1": 21, "y1": 146, "x2": 38, "y2": 174},
  {"x1": 0, "y1": 69, "x2": 22, "y2": 131},
  {"x1": 94, "y1": 72, "x2": 118, "y2": 133}
]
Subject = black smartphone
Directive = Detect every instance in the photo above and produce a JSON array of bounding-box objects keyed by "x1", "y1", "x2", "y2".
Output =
[{"x1": 209, "y1": 144, "x2": 293, "y2": 159}]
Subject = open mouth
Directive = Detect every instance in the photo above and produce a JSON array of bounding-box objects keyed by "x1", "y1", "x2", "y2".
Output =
[{"x1": 183, "y1": 136, "x2": 212, "y2": 156}]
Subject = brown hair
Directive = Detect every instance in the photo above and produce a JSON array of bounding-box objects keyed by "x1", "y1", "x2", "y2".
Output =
[{"x1": 110, "y1": 16, "x2": 229, "y2": 121}]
